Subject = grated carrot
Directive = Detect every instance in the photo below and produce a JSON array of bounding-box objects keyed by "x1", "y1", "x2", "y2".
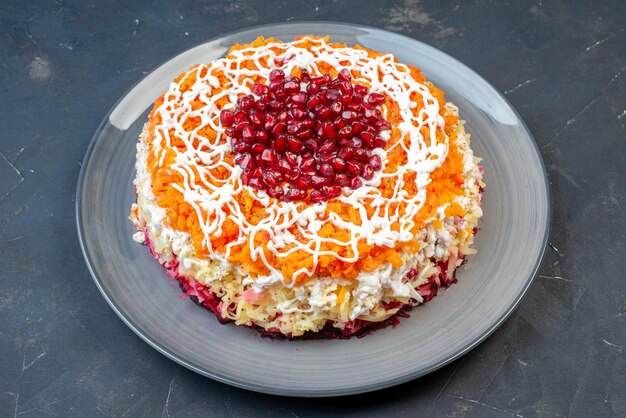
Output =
[{"x1": 145, "y1": 36, "x2": 468, "y2": 285}]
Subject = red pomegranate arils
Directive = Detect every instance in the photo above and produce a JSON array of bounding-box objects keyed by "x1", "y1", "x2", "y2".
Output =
[
  {"x1": 319, "y1": 163, "x2": 334, "y2": 177},
  {"x1": 221, "y1": 67, "x2": 391, "y2": 202},
  {"x1": 337, "y1": 68, "x2": 351, "y2": 81},
  {"x1": 346, "y1": 161, "x2": 361, "y2": 176},
  {"x1": 367, "y1": 93, "x2": 385, "y2": 105},
  {"x1": 369, "y1": 154, "x2": 382, "y2": 170},
  {"x1": 362, "y1": 164, "x2": 375, "y2": 180},
  {"x1": 269, "y1": 69, "x2": 285, "y2": 81}
]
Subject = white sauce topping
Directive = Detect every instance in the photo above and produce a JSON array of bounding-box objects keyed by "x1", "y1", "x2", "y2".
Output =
[{"x1": 149, "y1": 37, "x2": 450, "y2": 287}]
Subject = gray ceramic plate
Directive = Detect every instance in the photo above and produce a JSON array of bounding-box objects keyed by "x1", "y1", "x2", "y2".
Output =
[{"x1": 77, "y1": 22, "x2": 550, "y2": 397}]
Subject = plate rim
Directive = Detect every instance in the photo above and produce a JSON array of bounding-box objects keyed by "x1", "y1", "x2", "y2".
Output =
[{"x1": 76, "y1": 20, "x2": 552, "y2": 397}]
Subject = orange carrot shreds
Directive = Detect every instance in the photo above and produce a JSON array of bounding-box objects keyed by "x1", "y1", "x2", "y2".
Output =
[{"x1": 145, "y1": 36, "x2": 471, "y2": 286}]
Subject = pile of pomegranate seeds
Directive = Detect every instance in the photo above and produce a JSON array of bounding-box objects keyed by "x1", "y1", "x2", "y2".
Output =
[{"x1": 220, "y1": 68, "x2": 391, "y2": 202}]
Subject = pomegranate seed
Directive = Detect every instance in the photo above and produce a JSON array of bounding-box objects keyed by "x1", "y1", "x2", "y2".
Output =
[
  {"x1": 338, "y1": 125, "x2": 353, "y2": 139},
  {"x1": 316, "y1": 105, "x2": 332, "y2": 120},
  {"x1": 265, "y1": 113, "x2": 276, "y2": 125},
  {"x1": 291, "y1": 92, "x2": 307, "y2": 104},
  {"x1": 238, "y1": 96, "x2": 254, "y2": 111},
  {"x1": 237, "y1": 153, "x2": 254, "y2": 170},
  {"x1": 220, "y1": 109, "x2": 235, "y2": 127},
  {"x1": 346, "y1": 103, "x2": 362, "y2": 112},
  {"x1": 375, "y1": 119, "x2": 391, "y2": 130},
  {"x1": 363, "y1": 108, "x2": 376, "y2": 120},
  {"x1": 307, "y1": 83, "x2": 320, "y2": 95},
  {"x1": 233, "y1": 141, "x2": 250, "y2": 153},
  {"x1": 337, "y1": 81, "x2": 352, "y2": 95},
  {"x1": 330, "y1": 101, "x2": 343, "y2": 115},
  {"x1": 338, "y1": 69, "x2": 351, "y2": 81},
  {"x1": 319, "y1": 163, "x2": 334, "y2": 177},
  {"x1": 360, "y1": 132, "x2": 374, "y2": 147},
  {"x1": 296, "y1": 176, "x2": 312, "y2": 189},
  {"x1": 250, "y1": 143, "x2": 265, "y2": 155},
  {"x1": 277, "y1": 159, "x2": 291, "y2": 174},
  {"x1": 297, "y1": 129, "x2": 313, "y2": 140},
  {"x1": 335, "y1": 173, "x2": 349, "y2": 185},
  {"x1": 318, "y1": 141, "x2": 336, "y2": 154},
  {"x1": 283, "y1": 80, "x2": 300, "y2": 94},
  {"x1": 287, "y1": 121, "x2": 302, "y2": 135},
  {"x1": 255, "y1": 130, "x2": 270, "y2": 143},
  {"x1": 277, "y1": 111, "x2": 289, "y2": 122},
  {"x1": 291, "y1": 108, "x2": 307, "y2": 120},
  {"x1": 332, "y1": 157, "x2": 346, "y2": 172},
  {"x1": 272, "y1": 122, "x2": 286, "y2": 135},
  {"x1": 235, "y1": 121, "x2": 249, "y2": 132},
  {"x1": 242, "y1": 125, "x2": 255, "y2": 142},
  {"x1": 350, "y1": 177, "x2": 363, "y2": 188},
  {"x1": 321, "y1": 121, "x2": 336, "y2": 140},
  {"x1": 285, "y1": 188, "x2": 304, "y2": 201},
  {"x1": 301, "y1": 156, "x2": 316, "y2": 171},
  {"x1": 254, "y1": 100, "x2": 267, "y2": 111},
  {"x1": 301, "y1": 118, "x2": 316, "y2": 130},
  {"x1": 373, "y1": 136, "x2": 386, "y2": 148},
  {"x1": 347, "y1": 161, "x2": 361, "y2": 176},
  {"x1": 338, "y1": 138, "x2": 351, "y2": 148},
  {"x1": 367, "y1": 93, "x2": 385, "y2": 105},
  {"x1": 287, "y1": 102, "x2": 305, "y2": 112},
  {"x1": 338, "y1": 147, "x2": 354, "y2": 160},
  {"x1": 248, "y1": 109, "x2": 264, "y2": 127},
  {"x1": 369, "y1": 154, "x2": 382, "y2": 170},
  {"x1": 354, "y1": 148, "x2": 369, "y2": 161},
  {"x1": 311, "y1": 176, "x2": 329, "y2": 189},
  {"x1": 261, "y1": 148, "x2": 277, "y2": 165},
  {"x1": 252, "y1": 83, "x2": 269, "y2": 96},
  {"x1": 234, "y1": 111, "x2": 247, "y2": 122},
  {"x1": 274, "y1": 135, "x2": 288, "y2": 153},
  {"x1": 275, "y1": 88, "x2": 287, "y2": 101},
  {"x1": 287, "y1": 135, "x2": 304, "y2": 154},
  {"x1": 285, "y1": 152, "x2": 299, "y2": 167},
  {"x1": 342, "y1": 110, "x2": 357, "y2": 120},
  {"x1": 325, "y1": 89, "x2": 340, "y2": 102},
  {"x1": 263, "y1": 171, "x2": 280, "y2": 186},
  {"x1": 312, "y1": 75, "x2": 329, "y2": 85},
  {"x1": 322, "y1": 185, "x2": 342, "y2": 198},
  {"x1": 241, "y1": 169, "x2": 252, "y2": 185},
  {"x1": 351, "y1": 137, "x2": 363, "y2": 148},
  {"x1": 362, "y1": 164, "x2": 374, "y2": 180},
  {"x1": 354, "y1": 84, "x2": 368, "y2": 95},
  {"x1": 269, "y1": 69, "x2": 285, "y2": 82},
  {"x1": 319, "y1": 153, "x2": 334, "y2": 164},
  {"x1": 339, "y1": 93, "x2": 352, "y2": 105},
  {"x1": 269, "y1": 100, "x2": 282, "y2": 110},
  {"x1": 307, "y1": 95, "x2": 322, "y2": 110},
  {"x1": 351, "y1": 94, "x2": 364, "y2": 104},
  {"x1": 352, "y1": 121, "x2": 366, "y2": 135},
  {"x1": 268, "y1": 185, "x2": 284, "y2": 199},
  {"x1": 249, "y1": 177, "x2": 263, "y2": 189},
  {"x1": 311, "y1": 190, "x2": 325, "y2": 202},
  {"x1": 304, "y1": 139, "x2": 318, "y2": 151}
]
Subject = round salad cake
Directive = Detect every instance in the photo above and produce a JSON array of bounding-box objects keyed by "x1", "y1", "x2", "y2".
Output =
[{"x1": 130, "y1": 35, "x2": 485, "y2": 339}]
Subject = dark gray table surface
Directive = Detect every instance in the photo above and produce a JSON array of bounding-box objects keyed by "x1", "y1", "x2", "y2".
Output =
[{"x1": 1, "y1": 1, "x2": 625, "y2": 417}]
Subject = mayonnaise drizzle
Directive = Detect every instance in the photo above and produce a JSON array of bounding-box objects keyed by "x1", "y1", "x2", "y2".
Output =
[{"x1": 150, "y1": 37, "x2": 450, "y2": 287}]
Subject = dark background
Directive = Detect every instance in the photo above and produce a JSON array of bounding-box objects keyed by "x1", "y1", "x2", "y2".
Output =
[{"x1": 1, "y1": 0, "x2": 625, "y2": 417}]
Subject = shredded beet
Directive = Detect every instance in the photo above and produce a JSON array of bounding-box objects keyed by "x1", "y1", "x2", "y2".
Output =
[{"x1": 142, "y1": 228, "x2": 469, "y2": 340}]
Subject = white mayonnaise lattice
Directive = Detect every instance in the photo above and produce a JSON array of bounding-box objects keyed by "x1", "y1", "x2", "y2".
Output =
[{"x1": 150, "y1": 37, "x2": 449, "y2": 287}]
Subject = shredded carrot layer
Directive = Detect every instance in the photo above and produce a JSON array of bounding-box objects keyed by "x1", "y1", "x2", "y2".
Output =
[{"x1": 145, "y1": 36, "x2": 467, "y2": 284}]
